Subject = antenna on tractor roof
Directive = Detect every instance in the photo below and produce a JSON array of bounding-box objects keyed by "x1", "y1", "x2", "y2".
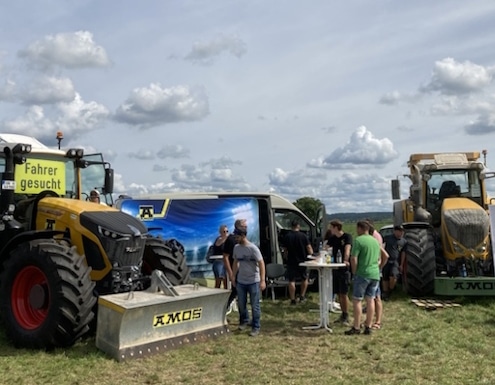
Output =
[{"x1": 56, "y1": 131, "x2": 64, "y2": 150}]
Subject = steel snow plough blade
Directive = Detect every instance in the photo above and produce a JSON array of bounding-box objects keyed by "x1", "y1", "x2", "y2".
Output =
[{"x1": 96, "y1": 271, "x2": 230, "y2": 361}]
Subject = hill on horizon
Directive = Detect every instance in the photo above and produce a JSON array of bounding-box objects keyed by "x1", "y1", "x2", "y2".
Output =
[{"x1": 327, "y1": 212, "x2": 392, "y2": 223}]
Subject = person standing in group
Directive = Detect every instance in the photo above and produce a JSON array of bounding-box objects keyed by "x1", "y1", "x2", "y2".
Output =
[
  {"x1": 326, "y1": 219, "x2": 352, "y2": 326},
  {"x1": 367, "y1": 221, "x2": 389, "y2": 330},
  {"x1": 364, "y1": 219, "x2": 384, "y2": 319},
  {"x1": 366, "y1": 218, "x2": 383, "y2": 245},
  {"x1": 382, "y1": 225, "x2": 407, "y2": 301},
  {"x1": 345, "y1": 220, "x2": 385, "y2": 335},
  {"x1": 282, "y1": 219, "x2": 314, "y2": 305},
  {"x1": 211, "y1": 224, "x2": 229, "y2": 289},
  {"x1": 231, "y1": 227, "x2": 266, "y2": 337},
  {"x1": 223, "y1": 219, "x2": 248, "y2": 308}
]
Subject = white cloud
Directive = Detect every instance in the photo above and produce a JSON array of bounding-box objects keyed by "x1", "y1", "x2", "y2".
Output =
[
  {"x1": 421, "y1": 57, "x2": 494, "y2": 95},
  {"x1": 379, "y1": 90, "x2": 419, "y2": 105},
  {"x1": 464, "y1": 112, "x2": 495, "y2": 135},
  {"x1": 430, "y1": 95, "x2": 493, "y2": 116},
  {"x1": 18, "y1": 31, "x2": 110, "y2": 69},
  {"x1": 170, "y1": 161, "x2": 250, "y2": 191},
  {"x1": 152, "y1": 164, "x2": 168, "y2": 172},
  {"x1": 1, "y1": 105, "x2": 54, "y2": 138},
  {"x1": 128, "y1": 150, "x2": 155, "y2": 160},
  {"x1": 55, "y1": 93, "x2": 110, "y2": 135},
  {"x1": 268, "y1": 167, "x2": 326, "y2": 186},
  {"x1": 22, "y1": 75, "x2": 75, "y2": 104},
  {"x1": 267, "y1": 169, "x2": 393, "y2": 213},
  {"x1": 114, "y1": 83, "x2": 209, "y2": 128},
  {"x1": 0, "y1": 78, "x2": 17, "y2": 101},
  {"x1": 184, "y1": 34, "x2": 247, "y2": 65},
  {"x1": 157, "y1": 144, "x2": 190, "y2": 159},
  {"x1": 202, "y1": 156, "x2": 242, "y2": 169},
  {"x1": 1, "y1": 93, "x2": 109, "y2": 143},
  {"x1": 308, "y1": 126, "x2": 399, "y2": 169}
]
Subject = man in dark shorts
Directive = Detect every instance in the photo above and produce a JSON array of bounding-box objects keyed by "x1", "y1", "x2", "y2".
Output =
[
  {"x1": 382, "y1": 225, "x2": 407, "y2": 300},
  {"x1": 326, "y1": 219, "x2": 352, "y2": 325},
  {"x1": 282, "y1": 220, "x2": 313, "y2": 305}
]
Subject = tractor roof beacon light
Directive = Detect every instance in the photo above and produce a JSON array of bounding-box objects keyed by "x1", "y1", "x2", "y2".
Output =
[{"x1": 56, "y1": 131, "x2": 64, "y2": 150}]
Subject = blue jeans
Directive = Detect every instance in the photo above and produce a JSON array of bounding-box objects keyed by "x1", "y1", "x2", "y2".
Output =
[
  {"x1": 352, "y1": 275, "x2": 379, "y2": 300},
  {"x1": 236, "y1": 281, "x2": 261, "y2": 330}
]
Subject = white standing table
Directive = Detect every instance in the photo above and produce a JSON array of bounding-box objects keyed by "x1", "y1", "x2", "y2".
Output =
[{"x1": 299, "y1": 260, "x2": 346, "y2": 332}]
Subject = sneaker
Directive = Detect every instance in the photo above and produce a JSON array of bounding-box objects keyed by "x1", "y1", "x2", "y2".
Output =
[
  {"x1": 364, "y1": 326, "x2": 372, "y2": 335},
  {"x1": 249, "y1": 329, "x2": 260, "y2": 337},
  {"x1": 290, "y1": 299, "x2": 297, "y2": 305},
  {"x1": 333, "y1": 301, "x2": 341, "y2": 310},
  {"x1": 238, "y1": 323, "x2": 248, "y2": 331},
  {"x1": 333, "y1": 315, "x2": 350, "y2": 326},
  {"x1": 299, "y1": 296, "x2": 307, "y2": 303},
  {"x1": 344, "y1": 327, "x2": 361, "y2": 335}
]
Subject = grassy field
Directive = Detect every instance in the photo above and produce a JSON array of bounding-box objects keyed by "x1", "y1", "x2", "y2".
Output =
[
  {"x1": 0, "y1": 287, "x2": 494, "y2": 385},
  {"x1": 0, "y1": 220, "x2": 489, "y2": 385}
]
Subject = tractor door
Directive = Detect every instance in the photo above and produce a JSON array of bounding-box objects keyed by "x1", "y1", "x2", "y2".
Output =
[{"x1": 80, "y1": 153, "x2": 114, "y2": 205}]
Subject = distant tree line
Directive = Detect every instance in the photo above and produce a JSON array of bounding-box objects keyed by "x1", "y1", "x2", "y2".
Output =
[
  {"x1": 327, "y1": 212, "x2": 392, "y2": 223},
  {"x1": 293, "y1": 196, "x2": 392, "y2": 223}
]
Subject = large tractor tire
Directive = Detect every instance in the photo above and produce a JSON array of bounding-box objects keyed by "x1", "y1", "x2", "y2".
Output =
[
  {"x1": 403, "y1": 227, "x2": 436, "y2": 297},
  {"x1": 0, "y1": 240, "x2": 96, "y2": 349},
  {"x1": 142, "y1": 237, "x2": 191, "y2": 285}
]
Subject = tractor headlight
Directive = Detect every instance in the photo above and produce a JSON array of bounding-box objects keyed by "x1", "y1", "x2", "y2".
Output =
[
  {"x1": 98, "y1": 226, "x2": 130, "y2": 241},
  {"x1": 66, "y1": 148, "x2": 84, "y2": 159},
  {"x1": 452, "y1": 242, "x2": 464, "y2": 254},
  {"x1": 476, "y1": 243, "x2": 487, "y2": 253}
]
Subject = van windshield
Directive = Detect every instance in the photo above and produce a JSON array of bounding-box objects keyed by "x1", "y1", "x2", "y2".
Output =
[{"x1": 274, "y1": 210, "x2": 311, "y2": 233}]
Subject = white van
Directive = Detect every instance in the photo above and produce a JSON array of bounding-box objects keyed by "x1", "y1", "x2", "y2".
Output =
[{"x1": 115, "y1": 192, "x2": 327, "y2": 279}]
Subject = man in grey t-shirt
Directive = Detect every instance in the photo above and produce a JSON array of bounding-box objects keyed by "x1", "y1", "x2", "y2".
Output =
[{"x1": 232, "y1": 228, "x2": 266, "y2": 337}]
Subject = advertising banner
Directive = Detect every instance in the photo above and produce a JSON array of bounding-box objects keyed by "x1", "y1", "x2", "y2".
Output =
[{"x1": 120, "y1": 197, "x2": 260, "y2": 277}]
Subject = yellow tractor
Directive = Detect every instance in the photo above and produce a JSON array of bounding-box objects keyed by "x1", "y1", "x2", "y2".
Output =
[
  {"x1": 0, "y1": 134, "x2": 228, "y2": 360},
  {"x1": 392, "y1": 151, "x2": 495, "y2": 296}
]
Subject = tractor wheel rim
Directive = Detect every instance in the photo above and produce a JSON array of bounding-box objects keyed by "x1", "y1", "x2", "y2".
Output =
[{"x1": 12, "y1": 266, "x2": 49, "y2": 329}]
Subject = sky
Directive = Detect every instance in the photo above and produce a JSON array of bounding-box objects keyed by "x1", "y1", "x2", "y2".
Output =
[{"x1": 2, "y1": 1, "x2": 495, "y2": 213}]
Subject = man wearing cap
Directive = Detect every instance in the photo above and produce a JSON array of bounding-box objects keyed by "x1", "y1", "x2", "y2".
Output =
[
  {"x1": 231, "y1": 227, "x2": 266, "y2": 337},
  {"x1": 282, "y1": 219, "x2": 314, "y2": 305},
  {"x1": 382, "y1": 225, "x2": 407, "y2": 300},
  {"x1": 89, "y1": 189, "x2": 107, "y2": 206},
  {"x1": 223, "y1": 219, "x2": 248, "y2": 308}
]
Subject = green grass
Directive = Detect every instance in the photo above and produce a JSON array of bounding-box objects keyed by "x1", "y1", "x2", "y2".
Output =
[
  {"x1": 341, "y1": 220, "x2": 391, "y2": 239},
  {"x1": 0, "y1": 289, "x2": 494, "y2": 385}
]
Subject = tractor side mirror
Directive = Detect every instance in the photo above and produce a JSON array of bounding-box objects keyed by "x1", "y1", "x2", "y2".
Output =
[
  {"x1": 104, "y1": 168, "x2": 114, "y2": 194},
  {"x1": 391, "y1": 179, "x2": 401, "y2": 200}
]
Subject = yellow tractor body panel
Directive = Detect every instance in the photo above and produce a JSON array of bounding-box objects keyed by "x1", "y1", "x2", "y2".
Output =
[{"x1": 34, "y1": 198, "x2": 116, "y2": 280}]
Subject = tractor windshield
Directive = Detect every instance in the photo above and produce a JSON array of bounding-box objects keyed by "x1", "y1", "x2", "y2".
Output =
[
  {"x1": 0, "y1": 154, "x2": 77, "y2": 200},
  {"x1": 0, "y1": 152, "x2": 109, "y2": 203},
  {"x1": 425, "y1": 169, "x2": 483, "y2": 210}
]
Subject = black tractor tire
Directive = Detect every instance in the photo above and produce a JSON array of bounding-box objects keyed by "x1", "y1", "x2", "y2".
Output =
[
  {"x1": 403, "y1": 227, "x2": 436, "y2": 297},
  {"x1": 142, "y1": 237, "x2": 191, "y2": 285},
  {"x1": 0, "y1": 240, "x2": 96, "y2": 349}
]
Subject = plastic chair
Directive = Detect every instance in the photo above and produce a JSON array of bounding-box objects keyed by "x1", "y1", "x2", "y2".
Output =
[{"x1": 265, "y1": 263, "x2": 288, "y2": 301}]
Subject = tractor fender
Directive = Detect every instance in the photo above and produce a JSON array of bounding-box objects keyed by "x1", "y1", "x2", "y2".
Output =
[{"x1": 0, "y1": 229, "x2": 66, "y2": 268}]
